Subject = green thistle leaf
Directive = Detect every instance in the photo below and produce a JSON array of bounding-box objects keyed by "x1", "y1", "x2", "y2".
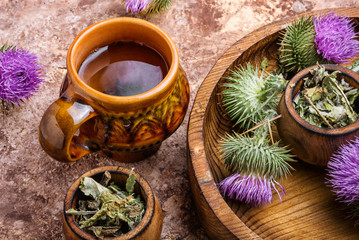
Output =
[
  {"x1": 221, "y1": 127, "x2": 294, "y2": 180},
  {"x1": 222, "y1": 62, "x2": 286, "y2": 130},
  {"x1": 278, "y1": 17, "x2": 323, "y2": 72}
]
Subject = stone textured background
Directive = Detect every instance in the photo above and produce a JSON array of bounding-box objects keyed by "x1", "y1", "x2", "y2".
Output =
[{"x1": 0, "y1": 0, "x2": 357, "y2": 239}]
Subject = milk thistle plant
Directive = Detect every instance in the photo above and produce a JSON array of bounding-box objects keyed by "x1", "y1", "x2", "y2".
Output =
[
  {"x1": 218, "y1": 12, "x2": 359, "y2": 208},
  {"x1": 0, "y1": 44, "x2": 44, "y2": 111},
  {"x1": 279, "y1": 12, "x2": 359, "y2": 72},
  {"x1": 218, "y1": 60, "x2": 295, "y2": 207},
  {"x1": 123, "y1": 0, "x2": 172, "y2": 15},
  {"x1": 327, "y1": 137, "x2": 359, "y2": 222}
]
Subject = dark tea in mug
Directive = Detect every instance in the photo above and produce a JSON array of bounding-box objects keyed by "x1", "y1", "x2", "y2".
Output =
[{"x1": 78, "y1": 41, "x2": 169, "y2": 96}]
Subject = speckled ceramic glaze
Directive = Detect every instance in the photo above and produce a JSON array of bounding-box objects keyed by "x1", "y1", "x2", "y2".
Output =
[{"x1": 39, "y1": 17, "x2": 190, "y2": 162}]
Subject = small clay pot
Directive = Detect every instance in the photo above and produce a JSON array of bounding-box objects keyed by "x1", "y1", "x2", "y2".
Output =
[
  {"x1": 277, "y1": 64, "x2": 359, "y2": 166},
  {"x1": 63, "y1": 166, "x2": 163, "y2": 240}
]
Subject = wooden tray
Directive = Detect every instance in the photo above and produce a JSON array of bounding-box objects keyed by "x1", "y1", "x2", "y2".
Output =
[{"x1": 187, "y1": 8, "x2": 359, "y2": 240}]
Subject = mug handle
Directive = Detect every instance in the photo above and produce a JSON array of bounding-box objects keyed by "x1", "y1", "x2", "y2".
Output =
[{"x1": 39, "y1": 95, "x2": 98, "y2": 162}]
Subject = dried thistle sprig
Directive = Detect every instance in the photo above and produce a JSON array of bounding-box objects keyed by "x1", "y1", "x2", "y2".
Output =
[
  {"x1": 222, "y1": 62, "x2": 286, "y2": 129},
  {"x1": 278, "y1": 17, "x2": 322, "y2": 72},
  {"x1": 219, "y1": 61, "x2": 294, "y2": 207},
  {"x1": 0, "y1": 44, "x2": 44, "y2": 111}
]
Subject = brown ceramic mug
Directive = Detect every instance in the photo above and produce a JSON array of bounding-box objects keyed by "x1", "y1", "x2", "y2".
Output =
[{"x1": 39, "y1": 17, "x2": 190, "y2": 162}]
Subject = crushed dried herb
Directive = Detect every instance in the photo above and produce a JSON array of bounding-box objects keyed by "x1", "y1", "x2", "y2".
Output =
[
  {"x1": 293, "y1": 65, "x2": 359, "y2": 128},
  {"x1": 66, "y1": 170, "x2": 145, "y2": 239}
]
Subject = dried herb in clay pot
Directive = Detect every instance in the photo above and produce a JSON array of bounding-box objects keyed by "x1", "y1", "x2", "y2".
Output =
[
  {"x1": 293, "y1": 65, "x2": 359, "y2": 128},
  {"x1": 66, "y1": 170, "x2": 145, "y2": 238}
]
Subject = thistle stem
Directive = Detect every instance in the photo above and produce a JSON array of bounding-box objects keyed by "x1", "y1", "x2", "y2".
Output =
[
  {"x1": 303, "y1": 95, "x2": 334, "y2": 128},
  {"x1": 65, "y1": 210, "x2": 98, "y2": 215},
  {"x1": 240, "y1": 114, "x2": 282, "y2": 136},
  {"x1": 324, "y1": 74, "x2": 357, "y2": 123},
  {"x1": 268, "y1": 119, "x2": 274, "y2": 145}
]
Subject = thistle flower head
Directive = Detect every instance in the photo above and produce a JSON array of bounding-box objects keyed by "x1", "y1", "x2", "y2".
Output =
[
  {"x1": 313, "y1": 12, "x2": 359, "y2": 63},
  {"x1": 217, "y1": 173, "x2": 286, "y2": 207},
  {"x1": 278, "y1": 17, "x2": 322, "y2": 72},
  {"x1": 0, "y1": 46, "x2": 44, "y2": 110},
  {"x1": 327, "y1": 137, "x2": 359, "y2": 204},
  {"x1": 124, "y1": 0, "x2": 150, "y2": 14}
]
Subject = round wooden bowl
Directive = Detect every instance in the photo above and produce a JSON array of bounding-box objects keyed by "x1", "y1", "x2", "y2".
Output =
[
  {"x1": 278, "y1": 64, "x2": 359, "y2": 166},
  {"x1": 63, "y1": 166, "x2": 163, "y2": 240},
  {"x1": 187, "y1": 8, "x2": 359, "y2": 240}
]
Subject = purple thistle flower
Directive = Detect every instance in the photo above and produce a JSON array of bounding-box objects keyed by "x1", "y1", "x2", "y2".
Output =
[
  {"x1": 327, "y1": 137, "x2": 359, "y2": 204},
  {"x1": 124, "y1": 0, "x2": 150, "y2": 14},
  {"x1": 0, "y1": 48, "x2": 44, "y2": 108},
  {"x1": 217, "y1": 173, "x2": 286, "y2": 207},
  {"x1": 313, "y1": 12, "x2": 359, "y2": 63}
]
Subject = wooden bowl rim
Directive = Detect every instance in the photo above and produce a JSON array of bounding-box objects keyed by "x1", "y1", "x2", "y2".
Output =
[
  {"x1": 187, "y1": 7, "x2": 359, "y2": 239},
  {"x1": 284, "y1": 64, "x2": 359, "y2": 135},
  {"x1": 63, "y1": 166, "x2": 155, "y2": 240}
]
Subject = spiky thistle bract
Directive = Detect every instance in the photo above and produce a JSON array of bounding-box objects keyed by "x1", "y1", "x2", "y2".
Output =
[
  {"x1": 221, "y1": 128, "x2": 294, "y2": 180},
  {"x1": 0, "y1": 44, "x2": 44, "y2": 111},
  {"x1": 219, "y1": 125, "x2": 294, "y2": 207},
  {"x1": 222, "y1": 62, "x2": 286, "y2": 129},
  {"x1": 146, "y1": 0, "x2": 172, "y2": 15},
  {"x1": 278, "y1": 17, "x2": 322, "y2": 72}
]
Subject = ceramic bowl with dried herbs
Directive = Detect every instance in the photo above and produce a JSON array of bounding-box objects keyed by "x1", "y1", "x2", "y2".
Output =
[
  {"x1": 63, "y1": 166, "x2": 163, "y2": 240},
  {"x1": 277, "y1": 64, "x2": 359, "y2": 166}
]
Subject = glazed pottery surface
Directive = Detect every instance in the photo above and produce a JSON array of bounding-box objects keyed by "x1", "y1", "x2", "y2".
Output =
[
  {"x1": 39, "y1": 17, "x2": 190, "y2": 162},
  {"x1": 63, "y1": 166, "x2": 163, "y2": 240},
  {"x1": 187, "y1": 8, "x2": 359, "y2": 240},
  {"x1": 277, "y1": 64, "x2": 359, "y2": 166}
]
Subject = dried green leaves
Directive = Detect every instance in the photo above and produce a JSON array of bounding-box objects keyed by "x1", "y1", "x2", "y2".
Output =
[
  {"x1": 66, "y1": 170, "x2": 145, "y2": 239},
  {"x1": 293, "y1": 65, "x2": 359, "y2": 128}
]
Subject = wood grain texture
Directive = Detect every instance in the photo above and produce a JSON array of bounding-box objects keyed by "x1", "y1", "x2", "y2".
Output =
[{"x1": 187, "y1": 8, "x2": 359, "y2": 240}]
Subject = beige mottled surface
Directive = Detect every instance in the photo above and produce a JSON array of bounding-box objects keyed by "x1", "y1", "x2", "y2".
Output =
[{"x1": 0, "y1": 0, "x2": 357, "y2": 239}]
